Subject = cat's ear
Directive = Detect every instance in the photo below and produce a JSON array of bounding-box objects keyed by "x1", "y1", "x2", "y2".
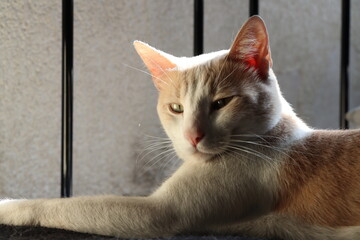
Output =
[
  {"x1": 229, "y1": 16, "x2": 273, "y2": 80},
  {"x1": 133, "y1": 41, "x2": 177, "y2": 90}
]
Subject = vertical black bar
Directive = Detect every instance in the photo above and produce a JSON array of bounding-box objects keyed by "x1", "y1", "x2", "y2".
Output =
[
  {"x1": 249, "y1": 0, "x2": 259, "y2": 16},
  {"x1": 340, "y1": 0, "x2": 350, "y2": 129},
  {"x1": 194, "y1": 0, "x2": 203, "y2": 56},
  {"x1": 61, "y1": 0, "x2": 73, "y2": 197}
]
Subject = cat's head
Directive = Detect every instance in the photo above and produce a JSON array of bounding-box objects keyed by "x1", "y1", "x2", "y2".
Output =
[{"x1": 134, "y1": 16, "x2": 283, "y2": 162}]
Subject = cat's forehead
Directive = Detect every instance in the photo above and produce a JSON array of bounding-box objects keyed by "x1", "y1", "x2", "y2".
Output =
[
  {"x1": 178, "y1": 57, "x2": 252, "y2": 99},
  {"x1": 180, "y1": 62, "x2": 221, "y2": 97},
  {"x1": 175, "y1": 50, "x2": 229, "y2": 71},
  {"x1": 159, "y1": 50, "x2": 261, "y2": 103}
]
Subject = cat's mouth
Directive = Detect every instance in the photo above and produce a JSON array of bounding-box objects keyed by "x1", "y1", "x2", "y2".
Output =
[
  {"x1": 178, "y1": 141, "x2": 226, "y2": 161},
  {"x1": 191, "y1": 146, "x2": 224, "y2": 160}
]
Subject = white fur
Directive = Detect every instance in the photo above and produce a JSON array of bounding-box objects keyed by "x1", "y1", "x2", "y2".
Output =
[
  {"x1": 176, "y1": 50, "x2": 229, "y2": 71},
  {"x1": 269, "y1": 69, "x2": 313, "y2": 141}
]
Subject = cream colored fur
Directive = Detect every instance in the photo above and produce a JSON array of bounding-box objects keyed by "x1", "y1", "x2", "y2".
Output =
[{"x1": 0, "y1": 16, "x2": 359, "y2": 240}]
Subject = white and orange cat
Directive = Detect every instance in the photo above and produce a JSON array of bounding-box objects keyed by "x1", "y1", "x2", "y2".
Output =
[{"x1": 1, "y1": 16, "x2": 360, "y2": 240}]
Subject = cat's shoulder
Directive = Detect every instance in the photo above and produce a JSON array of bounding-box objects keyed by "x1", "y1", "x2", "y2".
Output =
[
  {"x1": 307, "y1": 129, "x2": 360, "y2": 141},
  {"x1": 291, "y1": 129, "x2": 360, "y2": 156}
]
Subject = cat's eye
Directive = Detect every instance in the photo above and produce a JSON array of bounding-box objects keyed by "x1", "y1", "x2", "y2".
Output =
[
  {"x1": 169, "y1": 103, "x2": 184, "y2": 114},
  {"x1": 212, "y1": 96, "x2": 234, "y2": 111}
]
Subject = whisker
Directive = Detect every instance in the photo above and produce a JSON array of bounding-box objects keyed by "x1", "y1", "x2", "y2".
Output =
[
  {"x1": 136, "y1": 143, "x2": 172, "y2": 167},
  {"x1": 226, "y1": 145, "x2": 274, "y2": 165},
  {"x1": 228, "y1": 139, "x2": 300, "y2": 168},
  {"x1": 143, "y1": 55, "x2": 175, "y2": 85},
  {"x1": 122, "y1": 63, "x2": 170, "y2": 86},
  {"x1": 135, "y1": 54, "x2": 179, "y2": 90},
  {"x1": 143, "y1": 134, "x2": 171, "y2": 140},
  {"x1": 230, "y1": 134, "x2": 317, "y2": 157},
  {"x1": 159, "y1": 153, "x2": 178, "y2": 171},
  {"x1": 142, "y1": 138, "x2": 172, "y2": 144},
  {"x1": 140, "y1": 142, "x2": 171, "y2": 152},
  {"x1": 227, "y1": 150, "x2": 249, "y2": 163},
  {"x1": 230, "y1": 134, "x2": 284, "y2": 140},
  {"x1": 136, "y1": 152, "x2": 176, "y2": 178},
  {"x1": 229, "y1": 139, "x2": 289, "y2": 155},
  {"x1": 214, "y1": 54, "x2": 230, "y2": 84},
  {"x1": 226, "y1": 145, "x2": 266, "y2": 160},
  {"x1": 220, "y1": 66, "x2": 238, "y2": 85},
  {"x1": 144, "y1": 148, "x2": 176, "y2": 169}
]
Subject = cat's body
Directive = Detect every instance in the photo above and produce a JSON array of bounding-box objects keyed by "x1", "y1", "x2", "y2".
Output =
[
  {"x1": 1, "y1": 16, "x2": 360, "y2": 240},
  {"x1": 277, "y1": 129, "x2": 360, "y2": 228}
]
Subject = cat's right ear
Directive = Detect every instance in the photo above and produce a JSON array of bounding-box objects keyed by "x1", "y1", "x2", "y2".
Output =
[
  {"x1": 133, "y1": 41, "x2": 177, "y2": 90},
  {"x1": 229, "y1": 16, "x2": 272, "y2": 80}
]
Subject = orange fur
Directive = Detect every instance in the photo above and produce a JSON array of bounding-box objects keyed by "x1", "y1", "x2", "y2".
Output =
[{"x1": 276, "y1": 129, "x2": 360, "y2": 227}]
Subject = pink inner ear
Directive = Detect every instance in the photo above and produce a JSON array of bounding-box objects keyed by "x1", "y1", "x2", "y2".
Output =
[
  {"x1": 133, "y1": 41, "x2": 176, "y2": 86},
  {"x1": 150, "y1": 57, "x2": 176, "y2": 77},
  {"x1": 244, "y1": 57, "x2": 258, "y2": 69},
  {"x1": 229, "y1": 16, "x2": 272, "y2": 80}
]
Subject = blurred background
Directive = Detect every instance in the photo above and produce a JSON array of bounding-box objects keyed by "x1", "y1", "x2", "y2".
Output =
[{"x1": 1, "y1": 0, "x2": 359, "y2": 198}]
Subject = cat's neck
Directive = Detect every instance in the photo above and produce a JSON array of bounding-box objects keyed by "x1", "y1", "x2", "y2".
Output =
[
  {"x1": 266, "y1": 93, "x2": 313, "y2": 146},
  {"x1": 256, "y1": 69, "x2": 312, "y2": 146}
]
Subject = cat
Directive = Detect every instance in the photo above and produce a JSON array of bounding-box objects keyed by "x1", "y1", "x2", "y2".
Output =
[{"x1": 1, "y1": 16, "x2": 360, "y2": 240}]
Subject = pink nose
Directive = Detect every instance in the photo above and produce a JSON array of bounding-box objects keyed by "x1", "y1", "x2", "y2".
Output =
[{"x1": 185, "y1": 129, "x2": 205, "y2": 147}]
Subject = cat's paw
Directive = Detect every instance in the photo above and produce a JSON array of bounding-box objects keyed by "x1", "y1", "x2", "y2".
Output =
[
  {"x1": 0, "y1": 199, "x2": 36, "y2": 226},
  {"x1": 0, "y1": 199, "x2": 22, "y2": 205}
]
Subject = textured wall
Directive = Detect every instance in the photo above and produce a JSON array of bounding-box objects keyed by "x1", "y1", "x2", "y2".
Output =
[
  {"x1": 1, "y1": 1, "x2": 62, "y2": 198},
  {"x1": 1, "y1": 0, "x2": 359, "y2": 198}
]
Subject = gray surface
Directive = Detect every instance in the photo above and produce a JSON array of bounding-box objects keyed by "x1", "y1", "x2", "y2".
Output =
[{"x1": 0, "y1": 225, "x2": 270, "y2": 240}]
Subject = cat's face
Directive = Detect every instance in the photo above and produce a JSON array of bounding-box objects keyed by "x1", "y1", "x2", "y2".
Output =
[
  {"x1": 135, "y1": 16, "x2": 281, "y2": 161},
  {"x1": 156, "y1": 57, "x2": 281, "y2": 161}
]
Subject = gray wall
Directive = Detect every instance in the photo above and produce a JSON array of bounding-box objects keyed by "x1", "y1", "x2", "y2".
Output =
[{"x1": 1, "y1": 0, "x2": 359, "y2": 198}]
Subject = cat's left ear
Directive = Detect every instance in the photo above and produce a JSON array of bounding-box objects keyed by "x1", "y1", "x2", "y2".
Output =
[
  {"x1": 229, "y1": 16, "x2": 273, "y2": 80},
  {"x1": 134, "y1": 41, "x2": 177, "y2": 90}
]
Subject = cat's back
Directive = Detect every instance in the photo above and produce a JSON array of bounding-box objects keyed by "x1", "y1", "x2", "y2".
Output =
[
  {"x1": 275, "y1": 129, "x2": 360, "y2": 227},
  {"x1": 296, "y1": 129, "x2": 360, "y2": 158}
]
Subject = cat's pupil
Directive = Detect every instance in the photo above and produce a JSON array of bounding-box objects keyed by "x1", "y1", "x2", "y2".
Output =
[
  {"x1": 169, "y1": 103, "x2": 184, "y2": 114},
  {"x1": 212, "y1": 97, "x2": 233, "y2": 111}
]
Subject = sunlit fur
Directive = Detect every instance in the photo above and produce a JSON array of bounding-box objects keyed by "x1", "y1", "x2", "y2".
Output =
[{"x1": 0, "y1": 16, "x2": 359, "y2": 240}]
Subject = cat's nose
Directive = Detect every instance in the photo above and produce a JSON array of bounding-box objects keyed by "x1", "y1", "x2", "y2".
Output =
[{"x1": 184, "y1": 129, "x2": 205, "y2": 147}]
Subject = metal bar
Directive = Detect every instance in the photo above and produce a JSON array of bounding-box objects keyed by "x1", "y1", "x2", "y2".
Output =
[
  {"x1": 194, "y1": 0, "x2": 203, "y2": 56},
  {"x1": 61, "y1": 0, "x2": 74, "y2": 197},
  {"x1": 340, "y1": 0, "x2": 350, "y2": 129},
  {"x1": 249, "y1": 0, "x2": 259, "y2": 16}
]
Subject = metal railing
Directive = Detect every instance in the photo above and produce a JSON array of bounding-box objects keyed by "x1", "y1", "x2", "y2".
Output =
[
  {"x1": 340, "y1": 0, "x2": 351, "y2": 129},
  {"x1": 61, "y1": 0, "x2": 73, "y2": 197}
]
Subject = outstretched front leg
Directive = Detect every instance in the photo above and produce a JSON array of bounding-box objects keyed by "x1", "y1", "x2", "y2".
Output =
[
  {"x1": 0, "y1": 195, "x2": 180, "y2": 238},
  {"x1": 0, "y1": 160, "x2": 275, "y2": 238}
]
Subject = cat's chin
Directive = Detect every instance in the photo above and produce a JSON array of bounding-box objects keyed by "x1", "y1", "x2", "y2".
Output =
[
  {"x1": 192, "y1": 151, "x2": 213, "y2": 160},
  {"x1": 175, "y1": 143, "x2": 224, "y2": 161},
  {"x1": 187, "y1": 147, "x2": 223, "y2": 161}
]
